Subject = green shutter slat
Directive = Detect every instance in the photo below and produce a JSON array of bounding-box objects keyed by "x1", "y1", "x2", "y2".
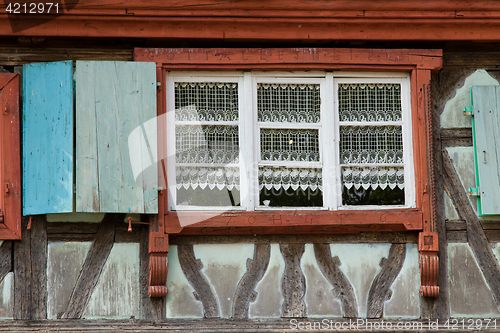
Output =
[
  {"x1": 472, "y1": 85, "x2": 500, "y2": 215},
  {"x1": 75, "y1": 61, "x2": 158, "y2": 213},
  {"x1": 23, "y1": 61, "x2": 73, "y2": 215}
]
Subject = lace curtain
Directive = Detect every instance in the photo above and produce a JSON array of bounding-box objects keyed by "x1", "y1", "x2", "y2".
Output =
[
  {"x1": 175, "y1": 82, "x2": 239, "y2": 121},
  {"x1": 260, "y1": 129, "x2": 319, "y2": 162},
  {"x1": 342, "y1": 166, "x2": 404, "y2": 190},
  {"x1": 176, "y1": 125, "x2": 239, "y2": 164},
  {"x1": 340, "y1": 126, "x2": 403, "y2": 164},
  {"x1": 258, "y1": 83, "x2": 321, "y2": 123},
  {"x1": 176, "y1": 166, "x2": 240, "y2": 191},
  {"x1": 259, "y1": 167, "x2": 323, "y2": 191},
  {"x1": 338, "y1": 83, "x2": 402, "y2": 122}
]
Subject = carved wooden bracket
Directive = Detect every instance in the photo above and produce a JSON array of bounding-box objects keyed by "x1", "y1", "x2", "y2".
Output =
[
  {"x1": 419, "y1": 232, "x2": 439, "y2": 297},
  {"x1": 148, "y1": 215, "x2": 169, "y2": 298}
]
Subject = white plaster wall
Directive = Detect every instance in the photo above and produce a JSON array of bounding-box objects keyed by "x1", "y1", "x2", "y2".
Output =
[
  {"x1": 330, "y1": 243, "x2": 391, "y2": 318},
  {"x1": 83, "y1": 243, "x2": 140, "y2": 319},
  {"x1": 441, "y1": 70, "x2": 499, "y2": 129},
  {"x1": 249, "y1": 243, "x2": 285, "y2": 319},
  {"x1": 194, "y1": 243, "x2": 254, "y2": 318},
  {"x1": 166, "y1": 245, "x2": 204, "y2": 318}
]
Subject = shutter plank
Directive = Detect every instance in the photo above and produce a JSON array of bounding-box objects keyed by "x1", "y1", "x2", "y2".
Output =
[
  {"x1": 75, "y1": 62, "x2": 99, "y2": 212},
  {"x1": 472, "y1": 85, "x2": 500, "y2": 215},
  {"x1": 23, "y1": 61, "x2": 73, "y2": 215},
  {"x1": 76, "y1": 61, "x2": 157, "y2": 213}
]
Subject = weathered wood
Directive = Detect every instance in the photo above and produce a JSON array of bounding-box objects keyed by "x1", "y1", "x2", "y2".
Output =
[
  {"x1": 441, "y1": 128, "x2": 473, "y2": 147},
  {"x1": 115, "y1": 223, "x2": 142, "y2": 243},
  {"x1": 367, "y1": 244, "x2": 406, "y2": 318},
  {"x1": 313, "y1": 243, "x2": 357, "y2": 318},
  {"x1": 170, "y1": 232, "x2": 419, "y2": 245},
  {"x1": 232, "y1": 244, "x2": 271, "y2": 319},
  {"x1": 23, "y1": 61, "x2": 73, "y2": 215},
  {"x1": 471, "y1": 86, "x2": 500, "y2": 215},
  {"x1": 47, "y1": 222, "x2": 100, "y2": 234},
  {"x1": 61, "y1": 214, "x2": 123, "y2": 319},
  {"x1": 13, "y1": 217, "x2": 30, "y2": 319},
  {"x1": 136, "y1": 48, "x2": 442, "y2": 71},
  {"x1": 0, "y1": 73, "x2": 21, "y2": 239},
  {"x1": 0, "y1": 241, "x2": 11, "y2": 284},
  {"x1": 443, "y1": 149, "x2": 500, "y2": 307},
  {"x1": 177, "y1": 244, "x2": 219, "y2": 318},
  {"x1": 46, "y1": 222, "x2": 142, "y2": 242},
  {"x1": 14, "y1": 216, "x2": 47, "y2": 319},
  {"x1": 166, "y1": 209, "x2": 424, "y2": 235},
  {"x1": 280, "y1": 244, "x2": 306, "y2": 318},
  {"x1": 2, "y1": 318, "x2": 500, "y2": 332},
  {"x1": 140, "y1": 227, "x2": 165, "y2": 321},
  {"x1": 75, "y1": 61, "x2": 158, "y2": 213},
  {"x1": 30, "y1": 216, "x2": 47, "y2": 319},
  {"x1": 0, "y1": 47, "x2": 132, "y2": 66}
]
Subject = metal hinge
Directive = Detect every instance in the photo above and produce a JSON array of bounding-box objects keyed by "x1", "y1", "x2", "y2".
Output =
[
  {"x1": 468, "y1": 187, "x2": 480, "y2": 196},
  {"x1": 156, "y1": 82, "x2": 161, "y2": 87},
  {"x1": 463, "y1": 107, "x2": 473, "y2": 116}
]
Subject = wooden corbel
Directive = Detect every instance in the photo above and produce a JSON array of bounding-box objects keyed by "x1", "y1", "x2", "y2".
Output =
[
  {"x1": 419, "y1": 231, "x2": 439, "y2": 297},
  {"x1": 148, "y1": 215, "x2": 168, "y2": 297}
]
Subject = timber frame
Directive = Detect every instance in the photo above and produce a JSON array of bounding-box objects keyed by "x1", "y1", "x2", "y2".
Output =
[
  {"x1": 134, "y1": 47, "x2": 443, "y2": 298},
  {"x1": 0, "y1": 73, "x2": 21, "y2": 240}
]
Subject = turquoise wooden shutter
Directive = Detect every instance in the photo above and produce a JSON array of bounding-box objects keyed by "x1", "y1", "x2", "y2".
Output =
[
  {"x1": 75, "y1": 61, "x2": 158, "y2": 213},
  {"x1": 471, "y1": 85, "x2": 500, "y2": 215},
  {"x1": 23, "y1": 61, "x2": 73, "y2": 215}
]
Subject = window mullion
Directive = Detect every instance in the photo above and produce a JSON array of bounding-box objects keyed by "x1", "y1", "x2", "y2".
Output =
[
  {"x1": 240, "y1": 73, "x2": 256, "y2": 210},
  {"x1": 323, "y1": 73, "x2": 337, "y2": 210}
]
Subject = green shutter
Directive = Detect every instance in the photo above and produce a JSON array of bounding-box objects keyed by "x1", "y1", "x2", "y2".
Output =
[
  {"x1": 471, "y1": 85, "x2": 500, "y2": 215},
  {"x1": 75, "y1": 61, "x2": 158, "y2": 213}
]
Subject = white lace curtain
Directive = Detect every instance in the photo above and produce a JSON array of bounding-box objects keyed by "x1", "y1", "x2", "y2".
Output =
[
  {"x1": 342, "y1": 166, "x2": 404, "y2": 190},
  {"x1": 259, "y1": 167, "x2": 322, "y2": 191}
]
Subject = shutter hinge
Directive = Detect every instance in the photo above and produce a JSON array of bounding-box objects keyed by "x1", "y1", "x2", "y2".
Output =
[
  {"x1": 468, "y1": 187, "x2": 480, "y2": 196},
  {"x1": 463, "y1": 107, "x2": 473, "y2": 116},
  {"x1": 156, "y1": 82, "x2": 161, "y2": 87},
  {"x1": 4, "y1": 182, "x2": 9, "y2": 195}
]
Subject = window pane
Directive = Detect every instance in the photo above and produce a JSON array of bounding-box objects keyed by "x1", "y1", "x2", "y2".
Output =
[
  {"x1": 175, "y1": 82, "x2": 239, "y2": 121},
  {"x1": 258, "y1": 167, "x2": 323, "y2": 207},
  {"x1": 257, "y1": 83, "x2": 320, "y2": 123},
  {"x1": 176, "y1": 166, "x2": 240, "y2": 206},
  {"x1": 174, "y1": 81, "x2": 240, "y2": 207},
  {"x1": 260, "y1": 129, "x2": 319, "y2": 162},
  {"x1": 341, "y1": 166, "x2": 405, "y2": 205},
  {"x1": 340, "y1": 126, "x2": 403, "y2": 164},
  {"x1": 176, "y1": 125, "x2": 239, "y2": 164},
  {"x1": 338, "y1": 83, "x2": 401, "y2": 122}
]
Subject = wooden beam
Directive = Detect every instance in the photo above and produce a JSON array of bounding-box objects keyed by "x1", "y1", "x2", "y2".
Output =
[
  {"x1": 280, "y1": 244, "x2": 306, "y2": 318},
  {"x1": 140, "y1": 227, "x2": 165, "y2": 320},
  {"x1": 442, "y1": 149, "x2": 500, "y2": 307},
  {"x1": 13, "y1": 216, "x2": 47, "y2": 319},
  {"x1": 441, "y1": 128, "x2": 473, "y2": 148},
  {"x1": 0, "y1": 241, "x2": 11, "y2": 284},
  {"x1": 61, "y1": 213, "x2": 123, "y2": 319},
  {"x1": 367, "y1": 244, "x2": 406, "y2": 318}
]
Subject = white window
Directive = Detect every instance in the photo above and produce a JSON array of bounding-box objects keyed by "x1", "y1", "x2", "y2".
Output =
[{"x1": 166, "y1": 72, "x2": 413, "y2": 211}]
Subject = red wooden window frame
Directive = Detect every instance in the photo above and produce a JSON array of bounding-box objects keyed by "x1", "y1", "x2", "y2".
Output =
[
  {"x1": 134, "y1": 48, "x2": 442, "y2": 297},
  {"x1": 0, "y1": 73, "x2": 21, "y2": 240}
]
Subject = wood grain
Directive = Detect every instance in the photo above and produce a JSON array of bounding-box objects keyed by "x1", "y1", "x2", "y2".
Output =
[
  {"x1": 0, "y1": 73, "x2": 21, "y2": 239},
  {"x1": 75, "y1": 61, "x2": 157, "y2": 213},
  {"x1": 140, "y1": 227, "x2": 165, "y2": 320},
  {"x1": 314, "y1": 243, "x2": 357, "y2": 318},
  {"x1": 367, "y1": 244, "x2": 406, "y2": 318},
  {"x1": 441, "y1": 128, "x2": 473, "y2": 148},
  {"x1": 13, "y1": 216, "x2": 47, "y2": 319},
  {"x1": 177, "y1": 244, "x2": 219, "y2": 318},
  {"x1": 0, "y1": 241, "x2": 11, "y2": 284},
  {"x1": 22, "y1": 61, "x2": 73, "y2": 215},
  {"x1": 232, "y1": 244, "x2": 271, "y2": 319},
  {"x1": 62, "y1": 214, "x2": 123, "y2": 319},
  {"x1": 280, "y1": 244, "x2": 306, "y2": 318},
  {"x1": 443, "y1": 149, "x2": 500, "y2": 307}
]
